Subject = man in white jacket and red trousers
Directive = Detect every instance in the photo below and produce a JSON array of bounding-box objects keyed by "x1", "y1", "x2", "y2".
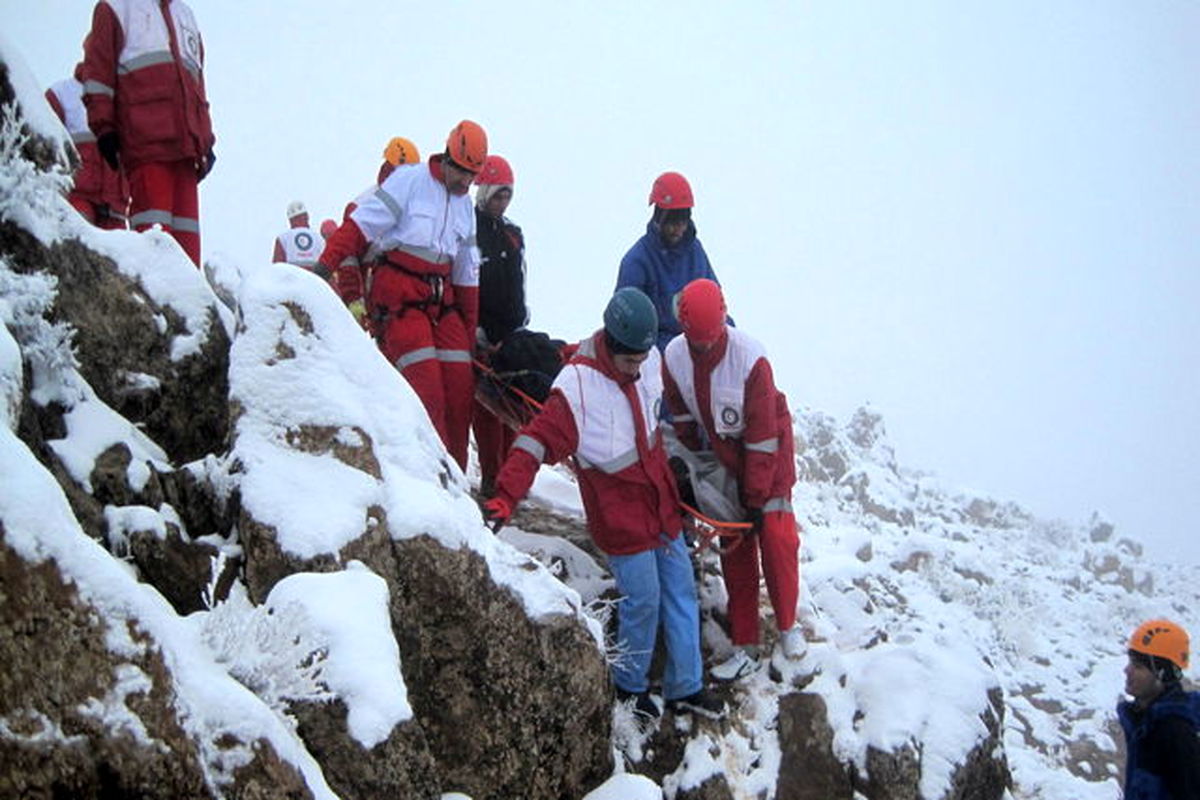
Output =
[
  {"x1": 664, "y1": 278, "x2": 804, "y2": 681},
  {"x1": 317, "y1": 121, "x2": 485, "y2": 471}
]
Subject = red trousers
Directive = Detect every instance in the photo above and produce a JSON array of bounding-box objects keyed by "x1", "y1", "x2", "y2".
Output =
[
  {"x1": 473, "y1": 400, "x2": 516, "y2": 491},
  {"x1": 128, "y1": 160, "x2": 200, "y2": 266},
  {"x1": 722, "y1": 509, "x2": 800, "y2": 645},
  {"x1": 372, "y1": 291, "x2": 474, "y2": 470}
]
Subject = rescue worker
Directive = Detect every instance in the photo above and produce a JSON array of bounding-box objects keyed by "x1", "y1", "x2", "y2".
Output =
[
  {"x1": 45, "y1": 66, "x2": 129, "y2": 230},
  {"x1": 616, "y1": 171, "x2": 725, "y2": 352},
  {"x1": 472, "y1": 155, "x2": 528, "y2": 496},
  {"x1": 1118, "y1": 618, "x2": 1200, "y2": 799},
  {"x1": 663, "y1": 279, "x2": 803, "y2": 680},
  {"x1": 80, "y1": 0, "x2": 216, "y2": 266},
  {"x1": 317, "y1": 121, "x2": 484, "y2": 471},
  {"x1": 483, "y1": 288, "x2": 725, "y2": 721},
  {"x1": 331, "y1": 136, "x2": 424, "y2": 328},
  {"x1": 271, "y1": 201, "x2": 325, "y2": 270}
]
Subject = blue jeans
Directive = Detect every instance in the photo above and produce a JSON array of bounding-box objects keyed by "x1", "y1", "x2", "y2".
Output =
[{"x1": 607, "y1": 534, "x2": 702, "y2": 701}]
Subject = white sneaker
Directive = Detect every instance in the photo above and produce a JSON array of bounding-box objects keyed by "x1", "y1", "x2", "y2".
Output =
[
  {"x1": 710, "y1": 647, "x2": 760, "y2": 682},
  {"x1": 780, "y1": 625, "x2": 807, "y2": 659}
]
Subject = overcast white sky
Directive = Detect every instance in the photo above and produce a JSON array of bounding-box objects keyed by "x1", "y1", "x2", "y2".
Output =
[{"x1": 6, "y1": 1, "x2": 1199, "y2": 564}]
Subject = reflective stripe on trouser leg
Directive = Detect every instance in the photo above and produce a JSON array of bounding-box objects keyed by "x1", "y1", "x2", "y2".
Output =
[
  {"x1": 760, "y1": 510, "x2": 800, "y2": 633},
  {"x1": 128, "y1": 160, "x2": 201, "y2": 265},
  {"x1": 433, "y1": 311, "x2": 473, "y2": 471},
  {"x1": 380, "y1": 312, "x2": 448, "y2": 447}
]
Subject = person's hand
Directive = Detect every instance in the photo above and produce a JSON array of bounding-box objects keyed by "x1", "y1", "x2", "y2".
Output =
[
  {"x1": 97, "y1": 132, "x2": 120, "y2": 170},
  {"x1": 197, "y1": 148, "x2": 216, "y2": 181},
  {"x1": 745, "y1": 506, "x2": 764, "y2": 536},
  {"x1": 482, "y1": 497, "x2": 512, "y2": 533}
]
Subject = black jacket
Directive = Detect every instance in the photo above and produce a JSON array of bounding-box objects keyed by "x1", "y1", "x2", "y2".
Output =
[{"x1": 476, "y1": 210, "x2": 527, "y2": 345}]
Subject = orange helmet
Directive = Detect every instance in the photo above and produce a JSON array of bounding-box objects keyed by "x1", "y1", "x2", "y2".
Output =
[
  {"x1": 445, "y1": 120, "x2": 488, "y2": 172},
  {"x1": 649, "y1": 171, "x2": 694, "y2": 209},
  {"x1": 1129, "y1": 619, "x2": 1190, "y2": 671},
  {"x1": 382, "y1": 136, "x2": 420, "y2": 167}
]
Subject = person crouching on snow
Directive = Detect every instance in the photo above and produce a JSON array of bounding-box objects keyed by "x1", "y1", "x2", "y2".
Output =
[
  {"x1": 664, "y1": 278, "x2": 804, "y2": 681},
  {"x1": 483, "y1": 287, "x2": 724, "y2": 721}
]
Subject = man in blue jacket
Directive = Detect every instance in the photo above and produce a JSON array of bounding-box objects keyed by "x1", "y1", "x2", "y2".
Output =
[
  {"x1": 1117, "y1": 618, "x2": 1200, "y2": 800},
  {"x1": 616, "y1": 171, "x2": 726, "y2": 352}
]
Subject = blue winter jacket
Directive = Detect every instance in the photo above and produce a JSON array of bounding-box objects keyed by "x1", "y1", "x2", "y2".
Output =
[
  {"x1": 616, "y1": 220, "x2": 723, "y2": 352},
  {"x1": 1118, "y1": 687, "x2": 1200, "y2": 800}
]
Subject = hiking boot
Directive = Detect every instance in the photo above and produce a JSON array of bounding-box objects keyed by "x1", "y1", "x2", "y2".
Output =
[
  {"x1": 615, "y1": 687, "x2": 660, "y2": 720},
  {"x1": 780, "y1": 625, "x2": 807, "y2": 659},
  {"x1": 667, "y1": 688, "x2": 726, "y2": 720},
  {"x1": 710, "y1": 647, "x2": 760, "y2": 682}
]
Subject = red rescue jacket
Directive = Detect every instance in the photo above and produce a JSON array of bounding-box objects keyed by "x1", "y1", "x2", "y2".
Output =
[
  {"x1": 494, "y1": 331, "x2": 684, "y2": 556},
  {"x1": 662, "y1": 327, "x2": 796, "y2": 510},
  {"x1": 80, "y1": 0, "x2": 215, "y2": 171},
  {"x1": 45, "y1": 77, "x2": 129, "y2": 214}
]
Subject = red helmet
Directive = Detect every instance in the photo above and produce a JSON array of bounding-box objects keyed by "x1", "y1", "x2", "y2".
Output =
[
  {"x1": 475, "y1": 154, "x2": 514, "y2": 186},
  {"x1": 319, "y1": 219, "x2": 338, "y2": 239},
  {"x1": 677, "y1": 279, "x2": 726, "y2": 344},
  {"x1": 446, "y1": 120, "x2": 488, "y2": 172},
  {"x1": 649, "y1": 171, "x2": 694, "y2": 209}
]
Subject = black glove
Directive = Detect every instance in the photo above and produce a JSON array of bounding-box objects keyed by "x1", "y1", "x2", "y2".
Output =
[
  {"x1": 97, "y1": 131, "x2": 120, "y2": 170},
  {"x1": 745, "y1": 507, "x2": 764, "y2": 536},
  {"x1": 197, "y1": 148, "x2": 216, "y2": 181}
]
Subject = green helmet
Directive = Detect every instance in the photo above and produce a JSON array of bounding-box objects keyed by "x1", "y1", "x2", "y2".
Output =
[{"x1": 603, "y1": 287, "x2": 658, "y2": 353}]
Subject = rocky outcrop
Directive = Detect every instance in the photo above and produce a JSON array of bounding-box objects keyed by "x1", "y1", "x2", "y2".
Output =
[{"x1": 0, "y1": 535, "x2": 307, "y2": 800}]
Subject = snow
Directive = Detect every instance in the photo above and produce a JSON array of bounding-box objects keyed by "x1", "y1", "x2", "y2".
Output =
[
  {"x1": 265, "y1": 564, "x2": 413, "y2": 748},
  {"x1": 0, "y1": 422, "x2": 340, "y2": 798},
  {"x1": 45, "y1": 382, "x2": 170, "y2": 492},
  {"x1": 228, "y1": 262, "x2": 593, "y2": 627},
  {"x1": 3, "y1": 34, "x2": 1198, "y2": 800}
]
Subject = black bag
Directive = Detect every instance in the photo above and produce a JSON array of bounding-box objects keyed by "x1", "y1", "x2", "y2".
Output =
[{"x1": 490, "y1": 329, "x2": 565, "y2": 403}]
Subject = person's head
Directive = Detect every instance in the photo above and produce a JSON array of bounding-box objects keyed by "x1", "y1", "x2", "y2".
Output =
[
  {"x1": 1125, "y1": 619, "x2": 1190, "y2": 706},
  {"x1": 677, "y1": 279, "x2": 727, "y2": 351},
  {"x1": 286, "y1": 200, "x2": 308, "y2": 228},
  {"x1": 649, "y1": 171, "x2": 694, "y2": 247},
  {"x1": 475, "y1": 154, "x2": 514, "y2": 217},
  {"x1": 319, "y1": 218, "x2": 338, "y2": 240},
  {"x1": 442, "y1": 120, "x2": 487, "y2": 196},
  {"x1": 603, "y1": 287, "x2": 658, "y2": 377}
]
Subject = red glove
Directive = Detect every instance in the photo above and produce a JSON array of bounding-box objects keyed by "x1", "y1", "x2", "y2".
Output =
[{"x1": 482, "y1": 497, "x2": 512, "y2": 533}]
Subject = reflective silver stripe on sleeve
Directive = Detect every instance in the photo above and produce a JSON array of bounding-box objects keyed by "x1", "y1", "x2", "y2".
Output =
[
  {"x1": 83, "y1": 80, "x2": 114, "y2": 97},
  {"x1": 339, "y1": 257, "x2": 359, "y2": 268},
  {"x1": 394, "y1": 346, "x2": 437, "y2": 370},
  {"x1": 118, "y1": 51, "x2": 175, "y2": 73},
  {"x1": 394, "y1": 242, "x2": 453, "y2": 265},
  {"x1": 71, "y1": 131, "x2": 97, "y2": 144},
  {"x1": 672, "y1": 413, "x2": 695, "y2": 423},
  {"x1": 130, "y1": 209, "x2": 173, "y2": 228},
  {"x1": 745, "y1": 437, "x2": 779, "y2": 454},
  {"x1": 435, "y1": 348, "x2": 472, "y2": 363},
  {"x1": 514, "y1": 434, "x2": 546, "y2": 463},
  {"x1": 372, "y1": 188, "x2": 404, "y2": 225},
  {"x1": 172, "y1": 216, "x2": 200, "y2": 234},
  {"x1": 763, "y1": 498, "x2": 793, "y2": 514}
]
